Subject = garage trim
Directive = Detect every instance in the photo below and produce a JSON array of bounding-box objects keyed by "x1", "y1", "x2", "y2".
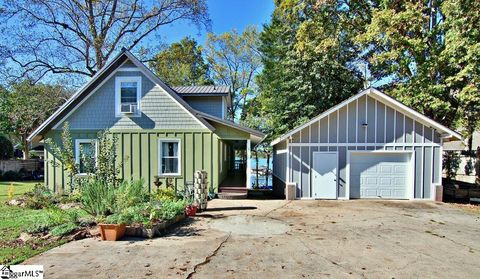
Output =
[{"x1": 346, "y1": 150, "x2": 415, "y2": 200}]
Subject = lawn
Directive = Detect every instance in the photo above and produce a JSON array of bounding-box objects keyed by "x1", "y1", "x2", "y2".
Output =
[{"x1": 0, "y1": 181, "x2": 68, "y2": 265}]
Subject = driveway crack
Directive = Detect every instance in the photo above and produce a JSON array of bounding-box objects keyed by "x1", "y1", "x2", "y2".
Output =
[
  {"x1": 186, "y1": 233, "x2": 231, "y2": 279},
  {"x1": 263, "y1": 201, "x2": 291, "y2": 217}
]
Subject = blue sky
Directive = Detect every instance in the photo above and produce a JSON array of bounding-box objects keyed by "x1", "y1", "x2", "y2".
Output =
[{"x1": 156, "y1": 0, "x2": 275, "y2": 45}]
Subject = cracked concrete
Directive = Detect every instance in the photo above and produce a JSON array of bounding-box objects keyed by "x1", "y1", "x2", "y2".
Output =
[{"x1": 24, "y1": 199, "x2": 480, "y2": 278}]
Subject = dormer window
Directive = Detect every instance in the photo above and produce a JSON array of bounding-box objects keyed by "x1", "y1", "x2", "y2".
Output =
[{"x1": 115, "y1": 76, "x2": 141, "y2": 117}]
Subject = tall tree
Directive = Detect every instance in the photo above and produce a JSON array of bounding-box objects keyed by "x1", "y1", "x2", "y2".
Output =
[
  {"x1": 256, "y1": 0, "x2": 367, "y2": 140},
  {"x1": 355, "y1": 0, "x2": 480, "y2": 148},
  {"x1": 205, "y1": 26, "x2": 262, "y2": 121},
  {"x1": 149, "y1": 37, "x2": 212, "y2": 86},
  {"x1": 0, "y1": 81, "x2": 69, "y2": 159},
  {"x1": 0, "y1": 0, "x2": 209, "y2": 82},
  {"x1": 441, "y1": 0, "x2": 480, "y2": 151}
]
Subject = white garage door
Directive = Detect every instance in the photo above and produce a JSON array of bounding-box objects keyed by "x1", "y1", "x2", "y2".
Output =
[{"x1": 350, "y1": 152, "x2": 411, "y2": 199}]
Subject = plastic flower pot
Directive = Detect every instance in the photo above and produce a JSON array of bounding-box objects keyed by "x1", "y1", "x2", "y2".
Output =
[
  {"x1": 185, "y1": 205, "x2": 198, "y2": 217},
  {"x1": 99, "y1": 224, "x2": 126, "y2": 241}
]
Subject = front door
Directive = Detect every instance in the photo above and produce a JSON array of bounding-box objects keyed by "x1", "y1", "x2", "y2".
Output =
[{"x1": 312, "y1": 152, "x2": 337, "y2": 199}]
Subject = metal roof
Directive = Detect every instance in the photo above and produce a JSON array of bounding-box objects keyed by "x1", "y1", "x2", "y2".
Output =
[{"x1": 173, "y1": 85, "x2": 230, "y2": 95}]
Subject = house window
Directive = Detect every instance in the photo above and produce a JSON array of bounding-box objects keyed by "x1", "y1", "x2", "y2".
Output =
[
  {"x1": 115, "y1": 76, "x2": 141, "y2": 116},
  {"x1": 159, "y1": 139, "x2": 181, "y2": 175},
  {"x1": 75, "y1": 139, "x2": 97, "y2": 174}
]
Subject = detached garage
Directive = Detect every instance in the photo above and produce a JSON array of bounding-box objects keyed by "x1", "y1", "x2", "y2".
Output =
[{"x1": 271, "y1": 88, "x2": 462, "y2": 200}]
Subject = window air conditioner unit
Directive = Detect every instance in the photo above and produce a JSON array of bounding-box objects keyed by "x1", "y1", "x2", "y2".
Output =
[{"x1": 120, "y1": 103, "x2": 137, "y2": 114}]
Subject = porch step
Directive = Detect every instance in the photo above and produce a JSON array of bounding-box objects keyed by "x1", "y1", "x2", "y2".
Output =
[
  {"x1": 219, "y1": 186, "x2": 247, "y2": 193},
  {"x1": 217, "y1": 192, "x2": 248, "y2": 200}
]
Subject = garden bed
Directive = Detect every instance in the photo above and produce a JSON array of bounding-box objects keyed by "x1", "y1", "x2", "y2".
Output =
[{"x1": 124, "y1": 214, "x2": 186, "y2": 238}]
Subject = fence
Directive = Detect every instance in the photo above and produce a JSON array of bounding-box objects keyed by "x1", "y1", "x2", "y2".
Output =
[{"x1": 0, "y1": 159, "x2": 43, "y2": 173}]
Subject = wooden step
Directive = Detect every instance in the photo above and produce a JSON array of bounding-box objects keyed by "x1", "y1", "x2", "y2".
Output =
[
  {"x1": 219, "y1": 186, "x2": 247, "y2": 193},
  {"x1": 217, "y1": 192, "x2": 248, "y2": 200}
]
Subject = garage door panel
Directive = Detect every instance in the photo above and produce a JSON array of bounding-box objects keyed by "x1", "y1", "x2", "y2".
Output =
[
  {"x1": 350, "y1": 153, "x2": 410, "y2": 199},
  {"x1": 380, "y1": 165, "x2": 393, "y2": 173}
]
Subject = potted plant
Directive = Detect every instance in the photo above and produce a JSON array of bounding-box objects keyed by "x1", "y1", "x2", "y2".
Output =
[
  {"x1": 185, "y1": 204, "x2": 198, "y2": 217},
  {"x1": 98, "y1": 214, "x2": 127, "y2": 241}
]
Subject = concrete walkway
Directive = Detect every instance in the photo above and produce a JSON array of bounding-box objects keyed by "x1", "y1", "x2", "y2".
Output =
[{"x1": 24, "y1": 199, "x2": 480, "y2": 278}]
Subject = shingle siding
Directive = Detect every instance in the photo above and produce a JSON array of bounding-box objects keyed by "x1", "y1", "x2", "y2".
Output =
[
  {"x1": 183, "y1": 96, "x2": 224, "y2": 119},
  {"x1": 59, "y1": 71, "x2": 205, "y2": 130}
]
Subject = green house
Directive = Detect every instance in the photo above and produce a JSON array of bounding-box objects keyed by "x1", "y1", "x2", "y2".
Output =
[{"x1": 28, "y1": 50, "x2": 265, "y2": 195}]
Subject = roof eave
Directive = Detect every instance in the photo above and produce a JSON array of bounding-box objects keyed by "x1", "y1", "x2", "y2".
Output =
[
  {"x1": 27, "y1": 51, "x2": 128, "y2": 142},
  {"x1": 195, "y1": 111, "x2": 265, "y2": 139},
  {"x1": 271, "y1": 87, "x2": 463, "y2": 146}
]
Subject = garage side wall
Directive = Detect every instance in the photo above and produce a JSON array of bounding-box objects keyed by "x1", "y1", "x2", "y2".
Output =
[
  {"x1": 272, "y1": 141, "x2": 287, "y2": 197},
  {"x1": 281, "y1": 94, "x2": 442, "y2": 199}
]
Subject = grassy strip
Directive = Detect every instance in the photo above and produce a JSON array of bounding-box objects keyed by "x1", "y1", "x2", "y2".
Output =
[{"x1": 0, "y1": 181, "x2": 69, "y2": 264}]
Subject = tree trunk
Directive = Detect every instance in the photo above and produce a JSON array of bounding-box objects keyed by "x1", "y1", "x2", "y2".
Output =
[{"x1": 22, "y1": 134, "x2": 29, "y2": 160}]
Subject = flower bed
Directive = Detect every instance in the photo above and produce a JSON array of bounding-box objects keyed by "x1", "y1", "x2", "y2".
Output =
[{"x1": 124, "y1": 213, "x2": 186, "y2": 238}]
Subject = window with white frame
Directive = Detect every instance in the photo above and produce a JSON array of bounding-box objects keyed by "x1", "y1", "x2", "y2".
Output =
[
  {"x1": 115, "y1": 76, "x2": 141, "y2": 116},
  {"x1": 75, "y1": 139, "x2": 97, "y2": 174},
  {"x1": 159, "y1": 139, "x2": 180, "y2": 175}
]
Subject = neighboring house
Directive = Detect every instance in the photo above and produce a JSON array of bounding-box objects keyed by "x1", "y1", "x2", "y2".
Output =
[
  {"x1": 28, "y1": 50, "x2": 265, "y2": 194},
  {"x1": 271, "y1": 88, "x2": 462, "y2": 200}
]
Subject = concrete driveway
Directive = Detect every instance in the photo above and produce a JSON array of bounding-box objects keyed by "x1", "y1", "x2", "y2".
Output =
[{"x1": 25, "y1": 200, "x2": 480, "y2": 278}]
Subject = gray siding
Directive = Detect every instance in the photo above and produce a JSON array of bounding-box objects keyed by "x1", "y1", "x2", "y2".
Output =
[
  {"x1": 272, "y1": 140, "x2": 287, "y2": 182},
  {"x1": 183, "y1": 96, "x2": 224, "y2": 119},
  {"x1": 276, "y1": 94, "x2": 443, "y2": 200},
  {"x1": 59, "y1": 71, "x2": 206, "y2": 130}
]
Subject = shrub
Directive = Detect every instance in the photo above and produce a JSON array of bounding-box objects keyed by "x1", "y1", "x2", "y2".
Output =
[
  {"x1": 18, "y1": 168, "x2": 31, "y2": 180},
  {"x1": 115, "y1": 179, "x2": 148, "y2": 211},
  {"x1": 0, "y1": 135, "x2": 13, "y2": 159},
  {"x1": 443, "y1": 151, "x2": 460, "y2": 179},
  {"x1": 25, "y1": 207, "x2": 79, "y2": 233},
  {"x1": 159, "y1": 199, "x2": 188, "y2": 221},
  {"x1": 50, "y1": 222, "x2": 78, "y2": 236},
  {"x1": 2, "y1": 170, "x2": 20, "y2": 181},
  {"x1": 465, "y1": 159, "x2": 474, "y2": 175},
  {"x1": 23, "y1": 183, "x2": 56, "y2": 209},
  {"x1": 152, "y1": 187, "x2": 177, "y2": 202},
  {"x1": 79, "y1": 179, "x2": 116, "y2": 217},
  {"x1": 102, "y1": 203, "x2": 154, "y2": 225}
]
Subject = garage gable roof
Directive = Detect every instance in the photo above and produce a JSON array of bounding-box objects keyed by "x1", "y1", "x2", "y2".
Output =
[
  {"x1": 27, "y1": 50, "x2": 215, "y2": 142},
  {"x1": 271, "y1": 88, "x2": 463, "y2": 146}
]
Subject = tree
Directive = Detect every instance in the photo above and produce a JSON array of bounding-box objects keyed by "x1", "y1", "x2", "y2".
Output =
[
  {"x1": 0, "y1": 0, "x2": 210, "y2": 82},
  {"x1": 205, "y1": 26, "x2": 262, "y2": 121},
  {"x1": 256, "y1": 0, "x2": 367, "y2": 140},
  {"x1": 0, "y1": 81, "x2": 69, "y2": 159},
  {"x1": 149, "y1": 37, "x2": 212, "y2": 86},
  {"x1": 441, "y1": 0, "x2": 480, "y2": 151},
  {"x1": 0, "y1": 135, "x2": 13, "y2": 160},
  {"x1": 355, "y1": 0, "x2": 480, "y2": 148}
]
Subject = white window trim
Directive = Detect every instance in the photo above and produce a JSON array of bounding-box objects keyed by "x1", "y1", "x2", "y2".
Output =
[
  {"x1": 75, "y1": 139, "x2": 98, "y2": 175},
  {"x1": 158, "y1": 139, "x2": 181, "y2": 176},
  {"x1": 115, "y1": 76, "x2": 142, "y2": 117}
]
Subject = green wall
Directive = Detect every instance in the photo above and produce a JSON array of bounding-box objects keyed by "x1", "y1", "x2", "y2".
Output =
[{"x1": 44, "y1": 129, "x2": 222, "y2": 194}]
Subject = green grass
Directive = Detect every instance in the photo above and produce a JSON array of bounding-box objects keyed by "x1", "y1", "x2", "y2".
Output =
[{"x1": 0, "y1": 181, "x2": 67, "y2": 264}]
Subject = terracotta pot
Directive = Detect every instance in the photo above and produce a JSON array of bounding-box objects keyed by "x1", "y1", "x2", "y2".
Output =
[
  {"x1": 99, "y1": 224, "x2": 126, "y2": 241},
  {"x1": 185, "y1": 205, "x2": 197, "y2": 216}
]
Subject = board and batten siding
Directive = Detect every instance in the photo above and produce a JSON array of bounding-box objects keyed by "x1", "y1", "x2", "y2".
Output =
[
  {"x1": 272, "y1": 94, "x2": 442, "y2": 199},
  {"x1": 44, "y1": 129, "x2": 221, "y2": 193}
]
